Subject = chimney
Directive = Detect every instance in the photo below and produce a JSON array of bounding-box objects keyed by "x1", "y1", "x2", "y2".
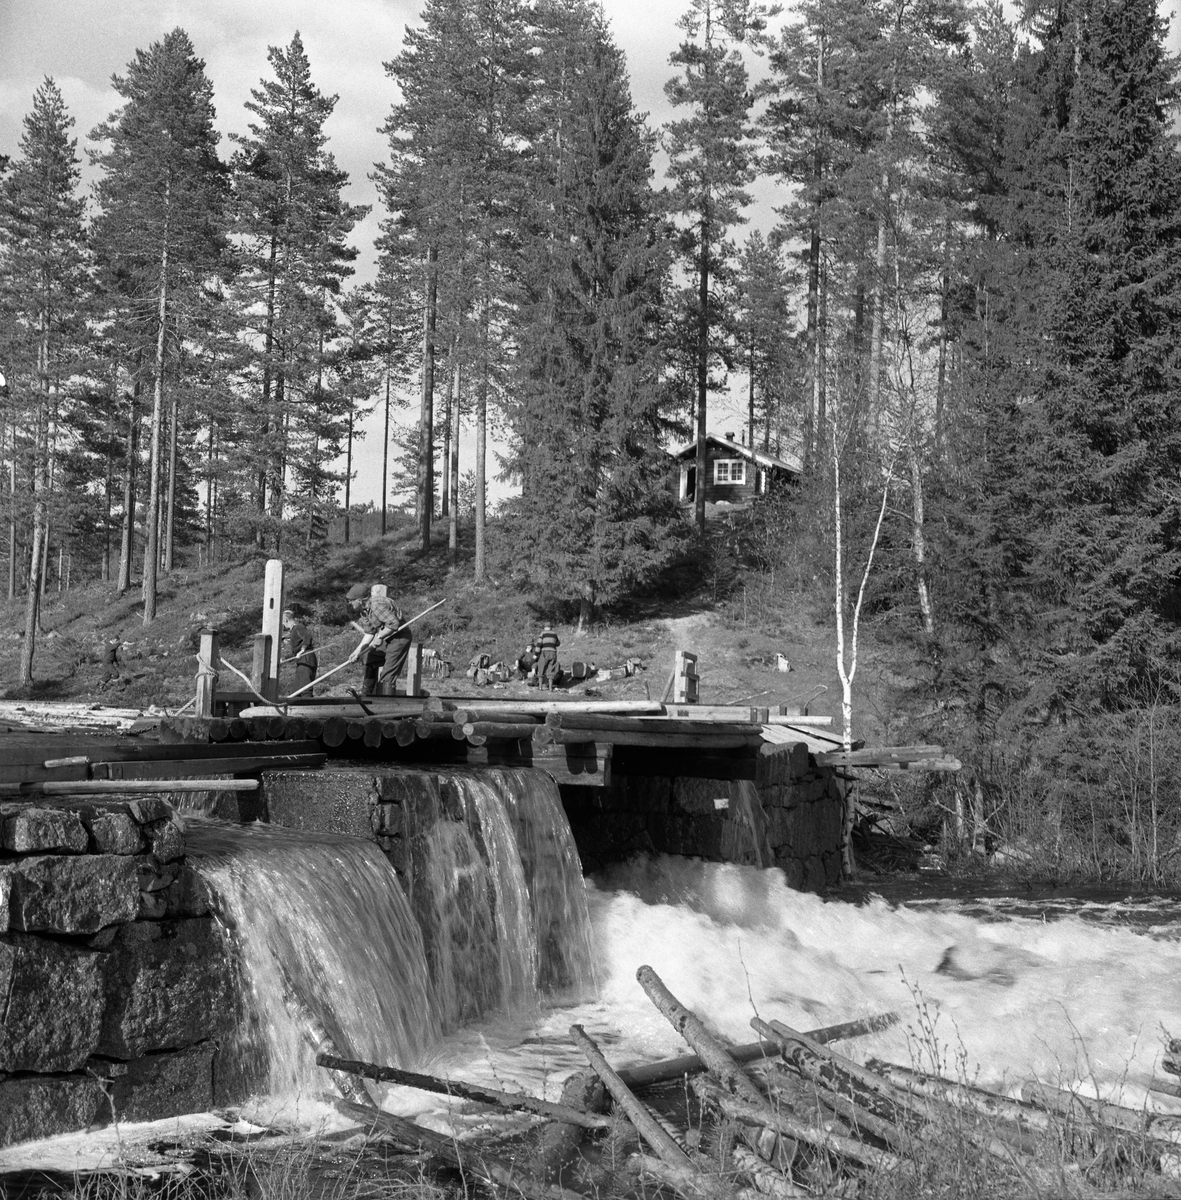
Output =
[{"x1": 725, "y1": 431, "x2": 734, "y2": 441}]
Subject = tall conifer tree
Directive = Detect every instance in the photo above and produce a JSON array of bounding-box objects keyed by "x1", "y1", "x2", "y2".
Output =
[
  {"x1": 90, "y1": 29, "x2": 226, "y2": 622},
  {"x1": 504, "y1": 0, "x2": 684, "y2": 622},
  {"x1": 0, "y1": 79, "x2": 88, "y2": 680}
]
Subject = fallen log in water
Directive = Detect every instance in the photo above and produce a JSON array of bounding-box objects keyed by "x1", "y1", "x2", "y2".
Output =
[
  {"x1": 569, "y1": 1024, "x2": 696, "y2": 1171},
  {"x1": 694, "y1": 1074, "x2": 906, "y2": 1173},
  {"x1": 870, "y1": 1059, "x2": 1049, "y2": 1147},
  {"x1": 316, "y1": 1053, "x2": 610, "y2": 1128},
  {"x1": 615, "y1": 1011, "x2": 899, "y2": 1089},
  {"x1": 754, "y1": 1018, "x2": 1037, "y2": 1167},
  {"x1": 1020, "y1": 1080, "x2": 1181, "y2": 1145},
  {"x1": 335, "y1": 1098, "x2": 584, "y2": 1200}
]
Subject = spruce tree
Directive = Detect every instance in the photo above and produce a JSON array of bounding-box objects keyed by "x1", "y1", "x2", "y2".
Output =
[
  {"x1": 500, "y1": 0, "x2": 684, "y2": 620},
  {"x1": 664, "y1": 0, "x2": 763, "y2": 533},
  {"x1": 0, "y1": 79, "x2": 89, "y2": 682},
  {"x1": 90, "y1": 29, "x2": 226, "y2": 622},
  {"x1": 231, "y1": 32, "x2": 365, "y2": 550}
]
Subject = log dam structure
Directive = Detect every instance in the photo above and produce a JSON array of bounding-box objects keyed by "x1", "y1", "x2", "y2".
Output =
[{"x1": 0, "y1": 692, "x2": 956, "y2": 1146}]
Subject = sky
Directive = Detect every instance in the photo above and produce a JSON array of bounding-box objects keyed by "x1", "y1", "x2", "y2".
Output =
[{"x1": 1, "y1": 0, "x2": 1177, "y2": 507}]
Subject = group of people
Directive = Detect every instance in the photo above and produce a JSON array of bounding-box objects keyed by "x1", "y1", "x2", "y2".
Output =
[
  {"x1": 279, "y1": 582, "x2": 412, "y2": 699},
  {"x1": 280, "y1": 582, "x2": 564, "y2": 698}
]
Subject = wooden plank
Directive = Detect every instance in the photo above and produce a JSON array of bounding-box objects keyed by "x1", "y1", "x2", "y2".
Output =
[
  {"x1": 92, "y1": 752, "x2": 325, "y2": 780},
  {"x1": 0, "y1": 779, "x2": 260, "y2": 797},
  {"x1": 544, "y1": 727, "x2": 760, "y2": 750},
  {"x1": 0, "y1": 738, "x2": 324, "y2": 781}
]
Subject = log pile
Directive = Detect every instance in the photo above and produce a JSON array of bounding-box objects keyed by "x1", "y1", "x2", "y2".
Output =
[{"x1": 318, "y1": 968, "x2": 1181, "y2": 1199}]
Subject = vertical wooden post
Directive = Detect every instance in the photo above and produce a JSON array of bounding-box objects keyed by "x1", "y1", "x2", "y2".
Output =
[
  {"x1": 406, "y1": 642, "x2": 422, "y2": 697},
  {"x1": 251, "y1": 634, "x2": 272, "y2": 698},
  {"x1": 673, "y1": 650, "x2": 699, "y2": 705},
  {"x1": 196, "y1": 627, "x2": 219, "y2": 718},
  {"x1": 261, "y1": 558, "x2": 284, "y2": 701}
]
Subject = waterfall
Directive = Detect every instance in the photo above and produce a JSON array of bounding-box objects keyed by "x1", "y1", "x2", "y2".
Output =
[
  {"x1": 186, "y1": 819, "x2": 437, "y2": 1112},
  {"x1": 415, "y1": 769, "x2": 596, "y2": 1029},
  {"x1": 186, "y1": 765, "x2": 597, "y2": 1109}
]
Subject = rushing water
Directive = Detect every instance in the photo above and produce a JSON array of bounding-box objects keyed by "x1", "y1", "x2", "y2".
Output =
[
  {"x1": 188, "y1": 768, "x2": 1181, "y2": 1134},
  {"x1": 186, "y1": 820, "x2": 437, "y2": 1118},
  {"x1": 403, "y1": 855, "x2": 1181, "y2": 1132}
]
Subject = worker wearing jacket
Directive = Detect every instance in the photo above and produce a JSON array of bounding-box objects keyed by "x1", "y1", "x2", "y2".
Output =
[
  {"x1": 537, "y1": 625, "x2": 560, "y2": 690},
  {"x1": 347, "y1": 583, "x2": 411, "y2": 696}
]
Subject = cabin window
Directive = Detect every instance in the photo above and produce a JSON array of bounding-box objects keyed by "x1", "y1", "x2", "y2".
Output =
[{"x1": 713, "y1": 459, "x2": 746, "y2": 485}]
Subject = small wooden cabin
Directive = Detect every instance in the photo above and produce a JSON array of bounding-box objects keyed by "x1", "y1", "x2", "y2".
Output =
[{"x1": 673, "y1": 432, "x2": 801, "y2": 506}]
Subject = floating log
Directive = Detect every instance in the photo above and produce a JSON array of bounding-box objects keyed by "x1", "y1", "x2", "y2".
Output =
[
  {"x1": 1020, "y1": 1080, "x2": 1181, "y2": 1144},
  {"x1": 615, "y1": 1011, "x2": 899, "y2": 1089},
  {"x1": 694, "y1": 1075, "x2": 905, "y2": 1172},
  {"x1": 870, "y1": 1060, "x2": 1049, "y2": 1143},
  {"x1": 755, "y1": 1018, "x2": 1033, "y2": 1166},
  {"x1": 569, "y1": 1023, "x2": 696, "y2": 1170},
  {"x1": 636, "y1": 965, "x2": 769, "y2": 1109},
  {"x1": 317, "y1": 1053, "x2": 610, "y2": 1129},
  {"x1": 533, "y1": 1070, "x2": 607, "y2": 1183},
  {"x1": 336, "y1": 1098, "x2": 584, "y2": 1200},
  {"x1": 322, "y1": 717, "x2": 348, "y2": 747},
  {"x1": 415, "y1": 719, "x2": 461, "y2": 739}
]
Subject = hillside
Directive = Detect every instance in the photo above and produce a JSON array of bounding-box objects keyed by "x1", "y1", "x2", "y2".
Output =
[{"x1": 0, "y1": 514, "x2": 906, "y2": 752}]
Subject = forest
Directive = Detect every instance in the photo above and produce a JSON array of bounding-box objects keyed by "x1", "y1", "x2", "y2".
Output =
[{"x1": 3, "y1": 0, "x2": 1181, "y2": 876}]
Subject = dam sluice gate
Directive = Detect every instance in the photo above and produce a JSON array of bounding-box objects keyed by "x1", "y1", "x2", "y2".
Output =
[{"x1": 0, "y1": 736, "x2": 846, "y2": 1146}]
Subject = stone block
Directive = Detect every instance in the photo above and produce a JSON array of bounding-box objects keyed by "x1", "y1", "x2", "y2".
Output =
[
  {"x1": 0, "y1": 1075, "x2": 107, "y2": 1147},
  {"x1": 376, "y1": 770, "x2": 440, "y2": 811},
  {"x1": 0, "y1": 866, "x2": 9, "y2": 927},
  {"x1": 778, "y1": 856, "x2": 806, "y2": 890},
  {"x1": 164, "y1": 864, "x2": 212, "y2": 918},
  {"x1": 86, "y1": 810, "x2": 143, "y2": 855},
  {"x1": 143, "y1": 815, "x2": 185, "y2": 862},
  {"x1": 98, "y1": 917, "x2": 233, "y2": 1059},
  {"x1": 263, "y1": 769, "x2": 380, "y2": 839},
  {"x1": 373, "y1": 802, "x2": 403, "y2": 836},
  {"x1": 672, "y1": 777, "x2": 740, "y2": 816},
  {"x1": 610, "y1": 775, "x2": 671, "y2": 814},
  {"x1": 801, "y1": 856, "x2": 828, "y2": 892},
  {"x1": 7, "y1": 854, "x2": 139, "y2": 934},
  {"x1": 0, "y1": 933, "x2": 104, "y2": 1071},
  {"x1": 127, "y1": 797, "x2": 171, "y2": 824},
  {"x1": 110, "y1": 1042, "x2": 216, "y2": 1122},
  {"x1": 2, "y1": 806, "x2": 88, "y2": 854}
]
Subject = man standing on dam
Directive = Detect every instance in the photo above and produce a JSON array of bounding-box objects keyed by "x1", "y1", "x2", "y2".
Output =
[{"x1": 346, "y1": 582, "x2": 412, "y2": 696}]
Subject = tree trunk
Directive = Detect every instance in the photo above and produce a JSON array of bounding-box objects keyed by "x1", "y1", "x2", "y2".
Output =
[
  {"x1": 20, "y1": 322, "x2": 51, "y2": 684},
  {"x1": 694, "y1": 208, "x2": 710, "y2": 535},
  {"x1": 163, "y1": 374, "x2": 179, "y2": 573},
  {"x1": 381, "y1": 327, "x2": 392, "y2": 537},
  {"x1": 909, "y1": 437, "x2": 935, "y2": 637},
  {"x1": 449, "y1": 352, "x2": 460, "y2": 562},
  {"x1": 8, "y1": 453, "x2": 16, "y2": 602},
  {"x1": 419, "y1": 242, "x2": 438, "y2": 554},
  {"x1": 803, "y1": 32, "x2": 825, "y2": 471},
  {"x1": 344, "y1": 408, "x2": 354, "y2": 543},
  {"x1": 118, "y1": 381, "x2": 139, "y2": 594},
  {"x1": 257, "y1": 234, "x2": 278, "y2": 531},
  {"x1": 474, "y1": 246, "x2": 490, "y2": 584},
  {"x1": 142, "y1": 225, "x2": 169, "y2": 625}
]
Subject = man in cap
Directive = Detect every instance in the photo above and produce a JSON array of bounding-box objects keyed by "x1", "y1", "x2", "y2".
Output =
[{"x1": 346, "y1": 582, "x2": 412, "y2": 696}]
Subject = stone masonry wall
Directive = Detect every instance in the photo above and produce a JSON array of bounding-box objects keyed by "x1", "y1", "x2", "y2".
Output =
[
  {"x1": 0, "y1": 798, "x2": 234, "y2": 1147},
  {"x1": 562, "y1": 741, "x2": 846, "y2": 890}
]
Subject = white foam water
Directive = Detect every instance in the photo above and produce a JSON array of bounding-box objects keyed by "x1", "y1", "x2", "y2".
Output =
[{"x1": 406, "y1": 855, "x2": 1181, "y2": 1128}]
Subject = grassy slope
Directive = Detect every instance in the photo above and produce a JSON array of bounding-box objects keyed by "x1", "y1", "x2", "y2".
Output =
[{"x1": 0, "y1": 514, "x2": 902, "y2": 744}]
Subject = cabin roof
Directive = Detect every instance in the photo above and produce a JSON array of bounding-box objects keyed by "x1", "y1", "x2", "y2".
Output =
[{"x1": 672, "y1": 432, "x2": 802, "y2": 474}]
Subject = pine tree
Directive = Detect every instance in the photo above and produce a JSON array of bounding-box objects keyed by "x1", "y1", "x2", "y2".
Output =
[
  {"x1": 231, "y1": 32, "x2": 365, "y2": 550},
  {"x1": 664, "y1": 0, "x2": 762, "y2": 533},
  {"x1": 0, "y1": 79, "x2": 89, "y2": 682},
  {"x1": 90, "y1": 29, "x2": 227, "y2": 623},
  {"x1": 502, "y1": 0, "x2": 685, "y2": 622}
]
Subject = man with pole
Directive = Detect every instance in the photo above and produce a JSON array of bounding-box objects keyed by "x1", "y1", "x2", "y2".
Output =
[{"x1": 346, "y1": 583, "x2": 413, "y2": 696}]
